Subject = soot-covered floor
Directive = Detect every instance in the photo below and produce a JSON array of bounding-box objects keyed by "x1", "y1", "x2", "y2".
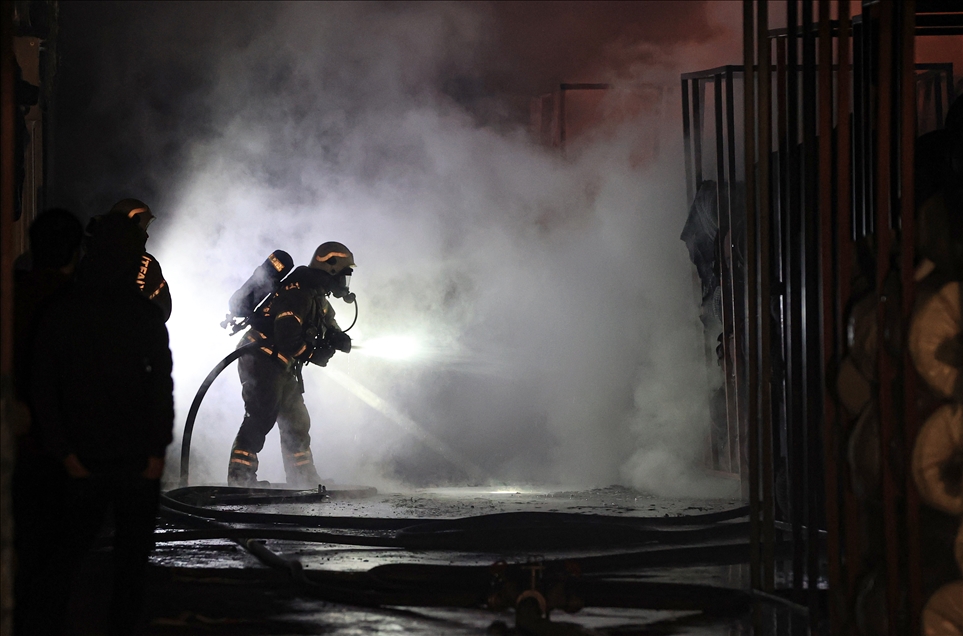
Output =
[{"x1": 62, "y1": 485, "x2": 812, "y2": 635}]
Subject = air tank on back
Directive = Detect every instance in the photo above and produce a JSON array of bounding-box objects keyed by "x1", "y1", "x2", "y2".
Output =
[{"x1": 228, "y1": 250, "x2": 294, "y2": 319}]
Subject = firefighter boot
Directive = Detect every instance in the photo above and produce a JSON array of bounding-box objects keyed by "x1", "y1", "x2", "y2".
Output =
[
  {"x1": 227, "y1": 446, "x2": 260, "y2": 487},
  {"x1": 283, "y1": 448, "x2": 322, "y2": 488}
]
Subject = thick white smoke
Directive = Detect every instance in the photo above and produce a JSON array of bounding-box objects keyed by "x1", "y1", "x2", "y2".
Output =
[{"x1": 145, "y1": 1, "x2": 740, "y2": 497}]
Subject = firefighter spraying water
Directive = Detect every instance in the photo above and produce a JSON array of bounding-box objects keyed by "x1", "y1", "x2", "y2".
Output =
[
  {"x1": 178, "y1": 242, "x2": 463, "y2": 489},
  {"x1": 219, "y1": 242, "x2": 357, "y2": 488}
]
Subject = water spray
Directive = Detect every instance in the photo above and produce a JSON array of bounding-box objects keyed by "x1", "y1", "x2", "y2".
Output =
[
  {"x1": 324, "y1": 369, "x2": 487, "y2": 482},
  {"x1": 352, "y1": 335, "x2": 423, "y2": 361},
  {"x1": 181, "y1": 281, "x2": 474, "y2": 487}
]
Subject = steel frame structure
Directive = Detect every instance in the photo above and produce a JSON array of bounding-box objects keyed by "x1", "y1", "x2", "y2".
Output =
[{"x1": 683, "y1": 1, "x2": 960, "y2": 633}]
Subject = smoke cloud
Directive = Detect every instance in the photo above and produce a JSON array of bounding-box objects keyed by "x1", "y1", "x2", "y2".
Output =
[{"x1": 50, "y1": 1, "x2": 743, "y2": 496}]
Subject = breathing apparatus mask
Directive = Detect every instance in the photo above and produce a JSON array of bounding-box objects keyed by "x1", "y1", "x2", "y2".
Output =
[
  {"x1": 329, "y1": 267, "x2": 355, "y2": 303},
  {"x1": 309, "y1": 241, "x2": 356, "y2": 303}
]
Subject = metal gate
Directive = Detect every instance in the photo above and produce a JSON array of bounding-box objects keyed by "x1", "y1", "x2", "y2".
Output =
[{"x1": 681, "y1": 1, "x2": 962, "y2": 633}]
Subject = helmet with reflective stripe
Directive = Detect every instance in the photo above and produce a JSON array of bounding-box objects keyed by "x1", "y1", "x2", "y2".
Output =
[
  {"x1": 309, "y1": 241, "x2": 355, "y2": 275},
  {"x1": 109, "y1": 198, "x2": 155, "y2": 233}
]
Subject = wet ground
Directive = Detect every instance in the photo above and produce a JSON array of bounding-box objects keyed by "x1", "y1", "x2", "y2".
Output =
[{"x1": 63, "y1": 485, "x2": 813, "y2": 635}]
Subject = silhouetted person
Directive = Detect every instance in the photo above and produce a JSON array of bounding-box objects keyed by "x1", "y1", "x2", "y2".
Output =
[
  {"x1": 86, "y1": 197, "x2": 172, "y2": 321},
  {"x1": 12, "y1": 208, "x2": 83, "y2": 636},
  {"x1": 13, "y1": 208, "x2": 83, "y2": 402},
  {"x1": 29, "y1": 213, "x2": 174, "y2": 636}
]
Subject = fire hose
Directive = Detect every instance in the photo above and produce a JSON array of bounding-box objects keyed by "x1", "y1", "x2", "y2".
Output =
[
  {"x1": 180, "y1": 298, "x2": 358, "y2": 487},
  {"x1": 156, "y1": 487, "x2": 767, "y2": 618},
  {"x1": 169, "y1": 294, "x2": 802, "y2": 628},
  {"x1": 179, "y1": 342, "x2": 259, "y2": 487}
]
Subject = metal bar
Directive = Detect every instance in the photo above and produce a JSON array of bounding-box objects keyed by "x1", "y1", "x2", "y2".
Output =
[
  {"x1": 801, "y1": 1, "x2": 821, "y2": 624},
  {"x1": 694, "y1": 80, "x2": 704, "y2": 189},
  {"x1": 558, "y1": 83, "x2": 611, "y2": 90},
  {"x1": 934, "y1": 72, "x2": 944, "y2": 128},
  {"x1": 786, "y1": 0, "x2": 806, "y2": 602},
  {"x1": 816, "y1": 2, "x2": 842, "y2": 631},
  {"x1": 0, "y1": 0, "x2": 14, "y2": 374},
  {"x1": 725, "y1": 67, "x2": 743, "y2": 483},
  {"x1": 686, "y1": 73, "x2": 714, "y2": 472},
  {"x1": 715, "y1": 72, "x2": 739, "y2": 478},
  {"x1": 913, "y1": 26, "x2": 963, "y2": 35},
  {"x1": 921, "y1": 72, "x2": 934, "y2": 132},
  {"x1": 756, "y1": 0, "x2": 775, "y2": 594},
  {"x1": 853, "y1": 21, "x2": 866, "y2": 238},
  {"x1": 682, "y1": 65, "x2": 744, "y2": 80},
  {"x1": 862, "y1": 14, "x2": 874, "y2": 237},
  {"x1": 559, "y1": 85, "x2": 567, "y2": 152},
  {"x1": 915, "y1": 12, "x2": 963, "y2": 28},
  {"x1": 835, "y1": 0, "x2": 862, "y2": 605},
  {"x1": 775, "y1": 31, "x2": 791, "y2": 600},
  {"x1": 776, "y1": 36, "x2": 788, "y2": 308},
  {"x1": 866, "y1": 10, "x2": 876, "y2": 236},
  {"x1": 1, "y1": 6, "x2": 18, "y2": 633},
  {"x1": 682, "y1": 62, "x2": 939, "y2": 81},
  {"x1": 899, "y1": 5, "x2": 922, "y2": 633},
  {"x1": 872, "y1": 4, "x2": 901, "y2": 635},
  {"x1": 552, "y1": 84, "x2": 563, "y2": 149},
  {"x1": 742, "y1": 0, "x2": 759, "y2": 593},
  {"x1": 682, "y1": 79, "x2": 694, "y2": 203},
  {"x1": 764, "y1": 14, "x2": 963, "y2": 38}
]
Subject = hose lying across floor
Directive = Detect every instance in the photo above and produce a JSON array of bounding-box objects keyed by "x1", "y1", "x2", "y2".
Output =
[
  {"x1": 157, "y1": 486, "x2": 792, "y2": 617},
  {"x1": 171, "y1": 321, "x2": 782, "y2": 623}
]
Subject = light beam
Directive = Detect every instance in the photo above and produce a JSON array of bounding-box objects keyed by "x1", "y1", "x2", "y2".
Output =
[
  {"x1": 355, "y1": 335, "x2": 424, "y2": 361},
  {"x1": 323, "y1": 369, "x2": 487, "y2": 483}
]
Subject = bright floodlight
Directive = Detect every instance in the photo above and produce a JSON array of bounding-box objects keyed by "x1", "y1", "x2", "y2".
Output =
[{"x1": 359, "y1": 335, "x2": 422, "y2": 361}]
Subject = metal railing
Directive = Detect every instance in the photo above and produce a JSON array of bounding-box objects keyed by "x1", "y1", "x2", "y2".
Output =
[{"x1": 682, "y1": 1, "x2": 961, "y2": 633}]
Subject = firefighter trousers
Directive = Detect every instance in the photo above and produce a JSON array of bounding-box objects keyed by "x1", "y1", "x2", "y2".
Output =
[{"x1": 235, "y1": 352, "x2": 313, "y2": 463}]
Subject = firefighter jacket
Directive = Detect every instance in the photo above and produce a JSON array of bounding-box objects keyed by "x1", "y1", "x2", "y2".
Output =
[
  {"x1": 137, "y1": 252, "x2": 172, "y2": 322},
  {"x1": 243, "y1": 266, "x2": 342, "y2": 368},
  {"x1": 85, "y1": 215, "x2": 171, "y2": 322},
  {"x1": 29, "y1": 284, "x2": 175, "y2": 463},
  {"x1": 13, "y1": 267, "x2": 73, "y2": 405}
]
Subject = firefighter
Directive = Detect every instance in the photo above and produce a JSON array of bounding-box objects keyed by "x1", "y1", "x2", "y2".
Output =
[
  {"x1": 29, "y1": 213, "x2": 174, "y2": 635},
  {"x1": 86, "y1": 198, "x2": 172, "y2": 321},
  {"x1": 227, "y1": 241, "x2": 355, "y2": 487}
]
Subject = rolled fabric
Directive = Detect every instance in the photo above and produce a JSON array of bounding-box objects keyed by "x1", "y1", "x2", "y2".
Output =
[
  {"x1": 912, "y1": 403, "x2": 963, "y2": 516},
  {"x1": 848, "y1": 293, "x2": 878, "y2": 382},
  {"x1": 848, "y1": 403, "x2": 880, "y2": 502},
  {"x1": 836, "y1": 355, "x2": 872, "y2": 417},
  {"x1": 922, "y1": 581, "x2": 963, "y2": 636},
  {"x1": 956, "y1": 521, "x2": 963, "y2": 577},
  {"x1": 855, "y1": 569, "x2": 887, "y2": 636},
  {"x1": 909, "y1": 281, "x2": 962, "y2": 401}
]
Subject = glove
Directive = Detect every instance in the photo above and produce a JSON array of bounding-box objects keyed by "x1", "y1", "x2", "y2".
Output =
[
  {"x1": 328, "y1": 330, "x2": 351, "y2": 353},
  {"x1": 308, "y1": 344, "x2": 336, "y2": 367}
]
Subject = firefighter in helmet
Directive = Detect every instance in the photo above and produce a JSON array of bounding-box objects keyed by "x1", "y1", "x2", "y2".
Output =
[
  {"x1": 86, "y1": 198, "x2": 172, "y2": 322},
  {"x1": 227, "y1": 242, "x2": 355, "y2": 487}
]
